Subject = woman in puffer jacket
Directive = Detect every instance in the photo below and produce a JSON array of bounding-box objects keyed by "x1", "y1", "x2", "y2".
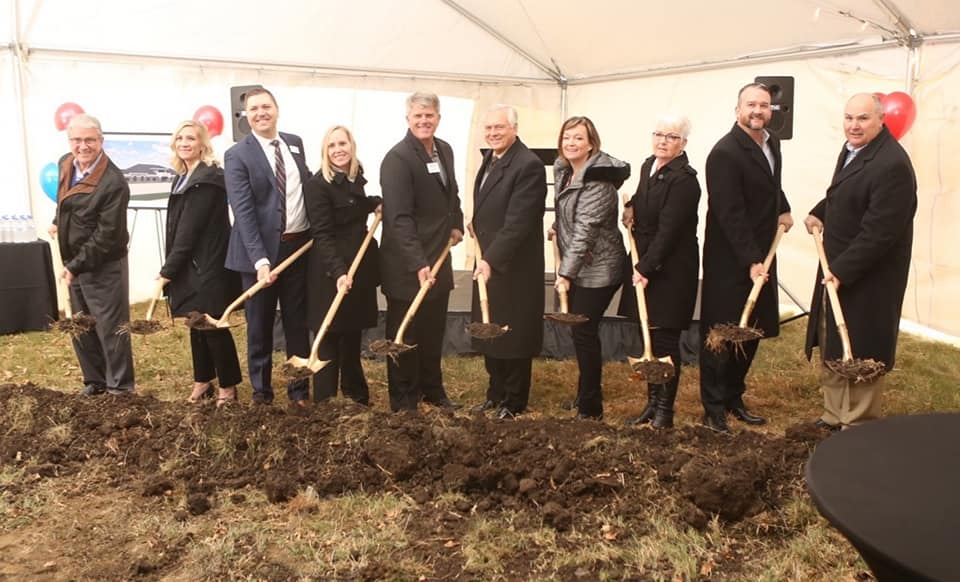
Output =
[{"x1": 550, "y1": 116, "x2": 630, "y2": 421}]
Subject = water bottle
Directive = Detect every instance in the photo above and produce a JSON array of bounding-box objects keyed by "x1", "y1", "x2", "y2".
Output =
[
  {"x1": 0, "y1": 215, "x2": 11, "y2": 243},
  {"x1": 18, "y1": 214, "x2": 35, "y2": 242}
]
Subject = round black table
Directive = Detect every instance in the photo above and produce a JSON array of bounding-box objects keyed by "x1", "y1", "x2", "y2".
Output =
[{"x1": 806, "y1": 413, "x2": 960, "y2": 582}]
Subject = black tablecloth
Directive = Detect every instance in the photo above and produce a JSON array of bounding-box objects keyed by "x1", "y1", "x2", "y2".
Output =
[
  {"x1": 806, "y1": 413, "x2": 960, "y2": 582},
  {"x1": 0, "y1": 240, "x2": 58, "y2": 334}
]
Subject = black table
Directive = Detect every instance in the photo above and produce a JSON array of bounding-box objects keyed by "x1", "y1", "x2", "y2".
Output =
[
  {"x1": 0, "y1": 240, "x2": 58, "y2": 334},
  {"x1": 806, "y1": 413, "x2": 960, "y2": 581}
]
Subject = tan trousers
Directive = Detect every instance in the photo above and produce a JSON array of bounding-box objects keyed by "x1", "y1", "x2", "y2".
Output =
[{"x1": 817, "y1": 295, "x2": 883, "y2": 428}]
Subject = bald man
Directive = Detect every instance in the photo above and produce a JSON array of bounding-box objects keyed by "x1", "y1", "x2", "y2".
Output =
[{"x1": 803, "y1": 93, "x2": 917, "y2": 430}]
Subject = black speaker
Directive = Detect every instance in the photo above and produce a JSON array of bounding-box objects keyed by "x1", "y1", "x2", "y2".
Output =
[
  {"x1": 754, "y1": 76, "x2": 794, "y2": 140},
  {"x1": 229, "y1": 84, "x2": 263, "y2": 142}
]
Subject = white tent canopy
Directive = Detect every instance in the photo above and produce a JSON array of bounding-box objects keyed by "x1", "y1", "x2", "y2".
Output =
[{"x1": 2, "y1": 0, "x2": 959, "y2": 339}]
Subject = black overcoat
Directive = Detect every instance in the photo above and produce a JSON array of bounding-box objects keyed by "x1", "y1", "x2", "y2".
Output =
[
  {"x1": 804, "y1": 126, "x2": 917, "y2": 369},
  {"x1": 470, "y1": 139, "x2": 547, "y2": 358},
  {"x1": 618, "y1": 153, "x2": 701, "y2": 330},
  {"x1": 701, "y1": 123, "x2": 791, "y2": 337},
  {"x1": 160, "y1": 162, "x2": 239, "y2": 317},
  {"x1": 303, "y1": 169, "x2": 381, "y2": 332},
  {"x1": 379, "y1": 130, "x2": 465, "y2": 301}
]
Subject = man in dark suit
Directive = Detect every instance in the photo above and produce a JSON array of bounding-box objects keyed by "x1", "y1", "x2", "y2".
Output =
[
  {"x1": 700, "y1": 82, "x2": 793, "y2": 432},
  {"x1": 804, "y1": 93, "x2": 917, "y2": 430},
  {"x1": 224, "y1": 87, "x2": 311, "y2": 406},
  {"x1": 379, "y1": 92, "x2": 464, "y2": 412},
  {"x1": 468, "y1": 105, "x2": 547, "y2": 419},
  {"x1": 49, "y1": 113, "x2": 135, "y2": 397}
]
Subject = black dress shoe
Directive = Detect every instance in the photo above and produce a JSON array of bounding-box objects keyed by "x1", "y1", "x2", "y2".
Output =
[
  {"x1": 727, "y1": 406, "x2": 767, "y2": 425},
  {"x1": 495, "y1": 406, "x2": 516, "y2": 420},
  {"x1": 702, "y1": 413, "x2": 731, "y2": 433},
  {"x1": 81, "y1": 384, "x2": 106, "y2": 397},
  {"x1": 814, "y1": 419, "x2": 841, "y2": 432},
  {"x1": 576, "y1": 412, "x2": 604, "y2": 421},
  {"x1": 471, "y1": 399, "x2": 499, "y2": 413},
  {"x1": 427, "y1": 397, "x2": 462, "y2": 411}
]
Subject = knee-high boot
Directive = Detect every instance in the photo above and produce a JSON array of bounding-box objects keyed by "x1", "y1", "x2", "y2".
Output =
[
  {"x1": 652, "y1": 379, "x2": 678, "y2": 429},
  {"x1": 626, "y1": 384, "x2": 661, "y2": 426}
]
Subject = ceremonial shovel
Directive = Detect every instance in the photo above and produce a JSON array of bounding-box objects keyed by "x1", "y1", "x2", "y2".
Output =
[
  {"x1": 187, "y1": 239, "x2": 313, "y2": 330},
  {"x1": 284, "y1": 213, "x2": 381, "y2": 377},
  {"x1": 369, "y1": 237, "x2": 455, "y2": 358},
  {"x1": 544, "y1": 238, "x2": 588, "y2": 325},
  {"x1": 811, "y1": 225, "x2": 885, "y2": 383},
  {"x1": 466, "y1": 239, "x2": 509, "y2": 340},
  {"x1": 124, "y1": 279, "x2": 166, "y2": 335},
  {"x1": 705, "y1": 224, "x2": 786, "y2": 352},
  {"x1": 625, "y1": 230, "x2": 675, "y2": 382},
  {"x1": 49, "y1": 234, "x2": 97, "y2": 336}
]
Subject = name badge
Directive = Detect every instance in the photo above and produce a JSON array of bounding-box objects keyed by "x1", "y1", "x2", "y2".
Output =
[
  {"x1": 289, "y1": 145, "x2": 301, "y2": 155},
  {"x1": 426, "y1": 162, "x2": 441, "y2": 174}
]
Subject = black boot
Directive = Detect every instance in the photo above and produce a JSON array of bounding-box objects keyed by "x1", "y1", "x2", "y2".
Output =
[
  {"x1": 651, "y1": 382, "x2": 677, "y2": 429},
  {"x1": 625, "y1": 384, "x2": 660, "y2": 426}
]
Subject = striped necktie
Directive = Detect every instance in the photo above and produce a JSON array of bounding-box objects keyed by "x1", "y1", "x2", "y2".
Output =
[{"x1": 271, "y1": 139, "x2": 287, "y2": 233}]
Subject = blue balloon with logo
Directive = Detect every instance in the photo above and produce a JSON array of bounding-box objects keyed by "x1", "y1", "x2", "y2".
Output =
[{"x1": 40, "y1": 162, "x2": 59, "y2": 202}]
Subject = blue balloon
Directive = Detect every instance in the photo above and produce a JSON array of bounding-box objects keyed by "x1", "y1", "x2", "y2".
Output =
[{"x1": 40, "y1": 162, "x2": 59, "y2": 202}]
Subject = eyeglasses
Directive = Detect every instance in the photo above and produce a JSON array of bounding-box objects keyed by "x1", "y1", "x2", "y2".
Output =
[
  {"x1": 68, "y1": 137, "x2": 101, "y2": 146},
  {"x1": 652, "y1": 132, "x2": 683, "y2": 143}
]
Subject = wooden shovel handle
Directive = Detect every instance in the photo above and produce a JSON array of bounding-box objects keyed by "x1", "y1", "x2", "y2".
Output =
[
  {"x1": 811, "y1": 226, "x2": 854, "y2": 360},
  {"x1": 551, "y1": 237, "x2": 571, "y2": 313},
  {"x1": 395, "y1": 237, "x2": 456, "y2": 344},
  {"x1": 738, "y1": 223, "x2": 786, "y2": 327},
  {"x1": 475, "y1": 239, "x2": 491, "y2": 324},
  {"x1": 309, "y1": 214, "x2": 381, "y2": 360},
  {"x1": 219, "y1": 239, "x2": 314, "y2": 323},
  {"x1": 145, "y1": 279, "x2": 165, "y2": 321},
  {"x1": 627, "y1": 231, "x2": 655, "y2": 360},
  {"x1": 49, "y1": 234, "x2": 73, "y2": 318}
]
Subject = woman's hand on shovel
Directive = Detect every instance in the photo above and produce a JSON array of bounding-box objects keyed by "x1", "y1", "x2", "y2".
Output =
[
  {"x1": 473, "y1": 259, "x2": 491, "y2": 282},
  {"x1": 632, "y1": 271, "x2": 648, "y2": 288},
  {"x1": 336, "y1": 274, "x2": 353, "y2": 293}
]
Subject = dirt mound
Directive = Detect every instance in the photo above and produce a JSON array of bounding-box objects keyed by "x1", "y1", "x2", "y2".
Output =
[{"x1": 1, "y1": 382, "x2": 829, "y2": 578}]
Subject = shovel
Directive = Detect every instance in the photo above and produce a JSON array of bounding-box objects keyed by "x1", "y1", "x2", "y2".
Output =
[
  {"x1": 124, "y1": 279, "x2": 166, "y2": 335},
  {"x1": 187, "y1": 239, "x2": 313, "y2": 331},
  {"x1": 705, "y1": 223, "x2": 786, "y2": 352},
  {"x1": 544, "y1": 237, "x2": 588, "y2": 325},
  {"x1": 369, "y1": 236, "x2": 455, "y2": 358},
  {"x1": 48, "y1": 234, "x2": 97, "y2": 336},
  {"x1": 466, "y1": 238, "x2": 509, "y2": 340},
  {"x1": 625, "y1": 230, "x2": 675, "y2": 382},
  {"x1": 811, "y1": 225, "x2": 885, "y2": 383},
  {"x1": 284, "y1": 213, "x2": 382, "y2": 377}
]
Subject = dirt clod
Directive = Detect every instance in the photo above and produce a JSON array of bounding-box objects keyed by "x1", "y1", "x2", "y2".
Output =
[
  {"x1": 466, "y1": 322, "x2": 508, "y2": 339},
  {"x1": 50, "y1": 313, "x2": 97, "y2": 336},
  {"x1": 705, "y1": 323, "x2": 764, "y2": 352}
]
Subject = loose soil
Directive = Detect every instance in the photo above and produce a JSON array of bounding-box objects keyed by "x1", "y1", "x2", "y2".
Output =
[{"x1": 0, "y1": 382, "x2": 830, "y2": 580}]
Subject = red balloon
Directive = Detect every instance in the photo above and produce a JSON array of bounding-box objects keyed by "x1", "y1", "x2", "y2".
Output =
[
  {"x1": 54, "y1": 102, "x2": 84, "y2": 131},
  {"x1": 880, "y1": 91, "x2": 916, "y2": 140},
  {"x1": 193, "y1": 105, "x2": 224, "y2": 138}
]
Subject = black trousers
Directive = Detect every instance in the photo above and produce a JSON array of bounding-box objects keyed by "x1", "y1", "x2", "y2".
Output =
[
  {"x1": 311, "y1": 329, "x2": 369, "y2": 405},
  {"x1": 569, "y1": 283, "x2": 619, "y2": 418},
  {"x1": 68, "y1": 257, "x2": 135, "y2": 392},
  {"x1": 484, "y1": 356, "x2": 532, "y2": 413},
  {"x1": 190, "y1": 327, "x2": 242, "y2": 388},
  {"x1": 385, "y1": 293, "x2": 450, "y2": 412},
  {"x1": 241, "y1": 236, "x2": 310, "y2": 403},
  {"x1": 699, "y1": 335, "x2": 759, "y2": 416}
]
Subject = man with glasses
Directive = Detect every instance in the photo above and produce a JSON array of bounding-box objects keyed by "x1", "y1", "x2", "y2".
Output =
[
  {"x1": 48, "y1": 113, "x2": 135, "y2": 397},
  {"x1": 699, "y1": 83, "x2": 793, "y2": 432}
]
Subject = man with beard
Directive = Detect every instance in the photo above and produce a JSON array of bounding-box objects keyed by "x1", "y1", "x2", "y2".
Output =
[
  {"x1": 468, "y1": 105, "x2": 547, "y2": 419},
  {"x1": 803, "y1": 93, "x2": 917, "y2": 430},
  {"x1": 379, "y1": 92, "x2": 464, "y2": 412},
  {"x1": 700, "y1": 83, "x2": 793, "y2": 433}
]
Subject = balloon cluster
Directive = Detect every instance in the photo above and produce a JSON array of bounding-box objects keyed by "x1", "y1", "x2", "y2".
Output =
[
  {"x1": 874, "y1": 91, "x2": 916, "y2": 140},
  {"x1": 41, "y1": 102, "x2": 226, "y2": 202}
]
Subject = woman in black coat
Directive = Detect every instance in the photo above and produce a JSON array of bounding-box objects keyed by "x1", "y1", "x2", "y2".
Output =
[
  {"x1": 304, "y1": 125, "x2": 380, "y2": 404},
  {"x1": 619, "y1": 113, "x2": 701, "y2": 428},
  {"x1": 159, "y1": 120, "x2": 241, "y2": 406}
]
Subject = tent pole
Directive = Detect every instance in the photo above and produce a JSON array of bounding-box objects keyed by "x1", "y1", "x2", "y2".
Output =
[
  {"x1": 559, "y1": 77, "x2": 567, "y2": 122},
  {"x1": 11, "y1": 0, "x2": 33, "y2": 217}
]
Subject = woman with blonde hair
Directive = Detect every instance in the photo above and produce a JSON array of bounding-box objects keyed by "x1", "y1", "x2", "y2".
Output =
[
  {"x1": 159, "y1": 120, "x2": 241, "y2": 406},
  {"x1": 303, "y1": 125, "x2": 381, "y2": 404}
]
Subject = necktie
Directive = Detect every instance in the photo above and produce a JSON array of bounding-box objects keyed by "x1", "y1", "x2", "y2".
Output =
[
  {"x1": 843, "y1": 149, "x2": 858, "y2": 168},
  {"x1": 271, "y1": 139, "x2": 287, "y2": 233}
]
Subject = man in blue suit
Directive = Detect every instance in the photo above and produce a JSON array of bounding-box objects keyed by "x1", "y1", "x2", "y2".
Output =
[{"x1": 224, "y1": 87, "x2": 311, "y2": 406}]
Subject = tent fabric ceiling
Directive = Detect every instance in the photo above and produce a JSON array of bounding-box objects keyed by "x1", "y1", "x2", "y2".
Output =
[{"x1": 4, "y1": 0, "x2": 958, "y2": 83}]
